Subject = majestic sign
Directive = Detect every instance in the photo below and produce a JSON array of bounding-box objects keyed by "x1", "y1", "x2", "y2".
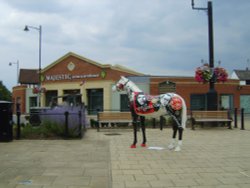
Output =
[{"x1": 44, "y1": 73, "x2": 99, "y2": 81}]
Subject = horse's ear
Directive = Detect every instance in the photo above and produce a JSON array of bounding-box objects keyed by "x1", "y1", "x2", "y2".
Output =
[{"x1": 121, "y1": 76, "x2": 126, "y2": 80}]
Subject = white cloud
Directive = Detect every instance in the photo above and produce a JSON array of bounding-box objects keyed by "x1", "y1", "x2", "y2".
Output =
[{"x1": 1, "y1": 0, "x2": 250, "y2": 90}]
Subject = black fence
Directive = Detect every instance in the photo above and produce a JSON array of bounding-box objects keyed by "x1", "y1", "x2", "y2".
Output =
[
  {"x1": 233, "y1": 108, "x2": 249, "y2": 130},
  {"x1": 15, "y1": 106, "x2": 86, "y2": 139}
]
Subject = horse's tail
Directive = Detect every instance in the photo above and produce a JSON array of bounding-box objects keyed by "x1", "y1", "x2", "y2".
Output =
[{"x1": 180, "y1": 96, "x2": 187, "y2": 129}]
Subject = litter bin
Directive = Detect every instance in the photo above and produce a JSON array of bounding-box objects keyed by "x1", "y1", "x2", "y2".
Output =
[{"x1": 0, "y1": 101, "x2": 13, "y2": 142}]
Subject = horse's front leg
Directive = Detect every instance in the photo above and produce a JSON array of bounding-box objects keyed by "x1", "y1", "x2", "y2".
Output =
[
  {"x1": 131, "y1": 113, "x2": 138, "y2": 148},
  {"x1": 168, "y1": 124, "x2": 178, "y2": 150},
  {"x1": 140, "y1": 116, "x2": 147, "y2": 147},
  {"x1": 174, "y1": 127, "x2": 183, "y2": 152}
]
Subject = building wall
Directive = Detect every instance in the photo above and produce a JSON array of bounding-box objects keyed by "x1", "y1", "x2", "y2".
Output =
[
  {"x1": 12, "y1": 53, "x2": 142, "y2": 115},
  {"x1": 42, "y1": 55, "x2": 137, "y2": 85},
  {"x1": 26, "y1": 88, "x2": 34, "y2": 114},
  {"x1": 12, "y1": 85, "x2": 27, "y2": 114},
  {"x1": 44, "y1": 80, "x2": 113, "y2": 109},
  {"x1": 150, "y1": 77, "x2": 247, "y2": 112},
  {"x1": 12, "y1": 52, "x2": 250, "y2": 116},
  {"x1": 41, "y1": 55, "x2": 140, "y2": 110}
]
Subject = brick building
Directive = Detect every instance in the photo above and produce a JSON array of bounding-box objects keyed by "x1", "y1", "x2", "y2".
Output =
[
  {"x1": 12, "y1": 52, "x2": 144, "y2": 116},
  {"x1": 12, "y1": 52, "x2": 250, "y2": 118},
  {"x1": 149, "y1": 76, "x2": 246, "y2": 112}
]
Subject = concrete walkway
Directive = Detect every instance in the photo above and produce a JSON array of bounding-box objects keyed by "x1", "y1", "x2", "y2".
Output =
[
  {"x1": 0, "y1": 133, "x2": 111, "y2": 188},
  {"x1": 1, "y1": 123, "x2": 250, "y2": 188}
]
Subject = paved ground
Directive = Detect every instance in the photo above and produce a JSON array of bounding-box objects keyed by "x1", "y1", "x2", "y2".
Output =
[{"x1": 0, "y1": 121, "x2": 250, "y2": 188}]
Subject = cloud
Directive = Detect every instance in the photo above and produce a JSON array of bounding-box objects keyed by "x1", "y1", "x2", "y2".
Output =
[{"x1": 1, "y1": 0, "x2": 250, "y2": 90}]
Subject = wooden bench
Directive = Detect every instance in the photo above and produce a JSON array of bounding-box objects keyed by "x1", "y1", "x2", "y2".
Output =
[
  {"x1": 190, "y1": 110, "x2": 233, "y2": 130},
  {"x1": 97, "y1": 111, "x2": 132, "y2": 131}
]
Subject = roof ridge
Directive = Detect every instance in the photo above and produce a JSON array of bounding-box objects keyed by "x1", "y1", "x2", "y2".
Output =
[{"x1": 41, "y1": 51, "x2": 144, "y2": 76}]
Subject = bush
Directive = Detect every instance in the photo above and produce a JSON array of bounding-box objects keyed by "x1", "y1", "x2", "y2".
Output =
[{"x1": 20, "y1": 120, "x2": 78, "y2": 139}]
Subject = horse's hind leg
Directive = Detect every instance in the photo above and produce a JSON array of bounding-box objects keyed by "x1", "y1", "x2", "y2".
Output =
[
  {"x1": 168, "y1": 124, "x2": 178, "y2": 150},
  {"x1": 174, "y1": 127, "x2": 183, "y2": 152},
  {"x1": 140, "y1": 116, "x2": 147, "y2": 147},
  {"x1": 131, "y1": 113, "x2": 138, "y2": 148}
]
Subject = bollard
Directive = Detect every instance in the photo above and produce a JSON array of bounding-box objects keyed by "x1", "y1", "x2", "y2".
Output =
[
  {"x1": 227, "y1": 110, "x2": 232, "y2": 129},
  {"x1": 16, "y1": 103, "x2": 21, "y2": 139},
  {"x1": 78, "y1": 111, "x2": 82, "y2": 138},
  {"x1": 96, "y1": 110, "x2": 100, "y2": 132},
  {"x1": 96, "y1": 109, "x2": 100, "y2": 132},
  {"x1": 160, "y1": 116, "x2": 164, "y2": 130},
  {"x1": 234, "y1": 108, "x2": 238, "y2": 128},
  {"x1": 241, "y1": 108, "x2": 245, "y2": 130},
  {"x1": 64, "y1": 111, "x2": 69, "y2": 138},
  {"x1": 16, "y1": 111, "x2": 21, "y2": 139}
]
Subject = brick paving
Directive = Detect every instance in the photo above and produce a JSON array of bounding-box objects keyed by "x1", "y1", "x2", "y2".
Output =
[
  {"x1": 0, "y1": 121, "x2": 250, "y2": 188},
  {"x1": 108, "y1": 125, "x2": 250, "y2": 188}
]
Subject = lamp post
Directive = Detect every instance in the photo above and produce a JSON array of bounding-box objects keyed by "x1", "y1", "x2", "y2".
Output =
[
  {"x1": 9, "y1": 60, "x2": 19, "y2": 84},
  {"x1": 24, "y1": 25, "x2": 42, "y2": 107},
  {"x1": 191, "y1": 0, "x2": 217, "y2": 110}
]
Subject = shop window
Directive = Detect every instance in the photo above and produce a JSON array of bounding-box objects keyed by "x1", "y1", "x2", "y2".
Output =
[
  {"x1": 120, "y1": 94, "x2": 130, "y2": 112},
  {"x1": 220, "y1": 94, "x2": 233, "y2": 111},
  {"x1": 190, "y1": 94, "x2": 206, "y2": 110},
  {"x1": 240, "y1": 95, "x2": 250, "y2": 113},
  {"x1": 29, "y1": 97, "x2": 37, "y2": 108},
  {"x1": 87, "y1": 89, "x2": 103, "y2": 115},
  {"x1": 63, "y1": 89, "x2": 81, "y2": 106},
  {"x1": 45, "y1": 90, "x2": 58, "y2": 106}
]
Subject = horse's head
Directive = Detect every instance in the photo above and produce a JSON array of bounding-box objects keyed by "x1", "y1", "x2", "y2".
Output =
[{"x1": 112, "y1": 76, "x2": 129, "y2": 92}]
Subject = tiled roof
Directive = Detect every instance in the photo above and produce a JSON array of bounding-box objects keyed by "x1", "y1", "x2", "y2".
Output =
[
  {"x1": 234, "y1": 69, "x2": 250, "y2": 80},
  {"x1": 19, "y1": 69, "x2": 39, "y2": 84}
]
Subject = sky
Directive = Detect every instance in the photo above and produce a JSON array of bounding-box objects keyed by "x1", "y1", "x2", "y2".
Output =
[{"x1": 1, "y1": 0, "x2": 250, "y2": 90}]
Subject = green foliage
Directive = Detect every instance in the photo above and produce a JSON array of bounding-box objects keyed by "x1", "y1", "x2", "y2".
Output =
[
  {"x1": 0, "y1": 81, "x2": 11, "y2": 101},
  {"x1": 41, "y1": 120, "x2": 65, "y2": 137},
  {"x1": 20, "y1": 120, "x2": 79, "y2": 139}
]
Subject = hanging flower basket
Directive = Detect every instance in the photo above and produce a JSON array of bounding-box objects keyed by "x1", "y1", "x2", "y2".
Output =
[
  {"x1": 195, "y1": 64, "x2": 212, "y2": 83},
  {"x1": 214, "y1": 67, "x2": 228, "y2": 83},
  {"x1": 33, "y1": 87, "x2": 46, "y2": 94},
  {"x1": 195, "y1": 64, "x2": 228, "y2": 83}
]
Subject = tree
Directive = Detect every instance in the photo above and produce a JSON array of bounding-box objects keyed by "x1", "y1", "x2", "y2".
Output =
[{"x1": 0, "y1": 81, "x2": 11, "y2": 101}]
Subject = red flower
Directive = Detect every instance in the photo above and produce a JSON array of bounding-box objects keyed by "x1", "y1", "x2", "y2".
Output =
[
  {"x1": 195, "y1": 64, "x2": 228, "y2": 83},
  {"x1": 214, "y1": 67, "x2": 228, "y2": 83}
]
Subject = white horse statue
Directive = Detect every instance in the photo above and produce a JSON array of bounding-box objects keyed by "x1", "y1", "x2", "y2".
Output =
[{"x1": 112, "y1": 76, "x2": 187, "y2": 151}]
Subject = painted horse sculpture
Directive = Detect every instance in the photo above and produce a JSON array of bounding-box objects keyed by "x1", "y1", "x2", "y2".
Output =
[{"x1": 112, "y1": 76, "x2": 187, "y2": 151}]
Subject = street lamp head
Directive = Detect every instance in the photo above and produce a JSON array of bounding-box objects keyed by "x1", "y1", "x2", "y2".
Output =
[
  {"x1": 9, "y1": 62, "x2": 12, "y2": 66},
  {"x1": 24, "y1": 25, "x2": 29, "y2": 32},
  {"x1": 191, "y1": 0, "x2": 194, "y2": 7}
]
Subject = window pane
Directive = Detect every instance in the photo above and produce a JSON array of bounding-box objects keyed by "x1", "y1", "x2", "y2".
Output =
[
  {"x1": 120, "y1": 94, "x2": 130, "y2": 112},
  {"x1": 190, "y1": 94, "x2": 206, "y2": 110},
  {"x1": 87, "y1": 89, "x2": 103, "y2": 115}
]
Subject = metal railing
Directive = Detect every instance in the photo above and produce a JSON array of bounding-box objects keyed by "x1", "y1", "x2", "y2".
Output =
[{"x1": 15, "y1": 106, "x2": 86, "y2": 139}]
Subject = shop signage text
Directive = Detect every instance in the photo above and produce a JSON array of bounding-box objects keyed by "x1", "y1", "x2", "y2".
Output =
[{"x1": 45, "y1": 74, "x2": 99, "y2": 81}]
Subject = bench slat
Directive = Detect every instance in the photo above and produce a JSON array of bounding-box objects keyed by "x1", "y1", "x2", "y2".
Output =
[
  {"x1": 97, "y1": 112, "x2": 132, "y2": 131},
  {"x1": 191, "y1": 110, "x2": 232, "y2": 130},
  {"x1": 195, "y1": 119, "x2": 232, "y2": 122}
]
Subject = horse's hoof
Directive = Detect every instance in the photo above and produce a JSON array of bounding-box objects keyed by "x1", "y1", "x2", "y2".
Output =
[
  {"x1": 130, "y1": 144, "x2": 136, "y2": 148},
  {"x1": 174, "y1": 146, "x2": 181, "y2": 152},
  {"x1": 168, "y1": 143, "x2": 175, "y2": 150},
  {"x1": 141, "y1": 143, "x2": 146, "y2": 147}
]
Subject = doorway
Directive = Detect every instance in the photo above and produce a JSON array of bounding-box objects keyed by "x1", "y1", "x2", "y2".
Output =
[{"x1": 87, "y1": 89, "x2": 103, "y2": 115}]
